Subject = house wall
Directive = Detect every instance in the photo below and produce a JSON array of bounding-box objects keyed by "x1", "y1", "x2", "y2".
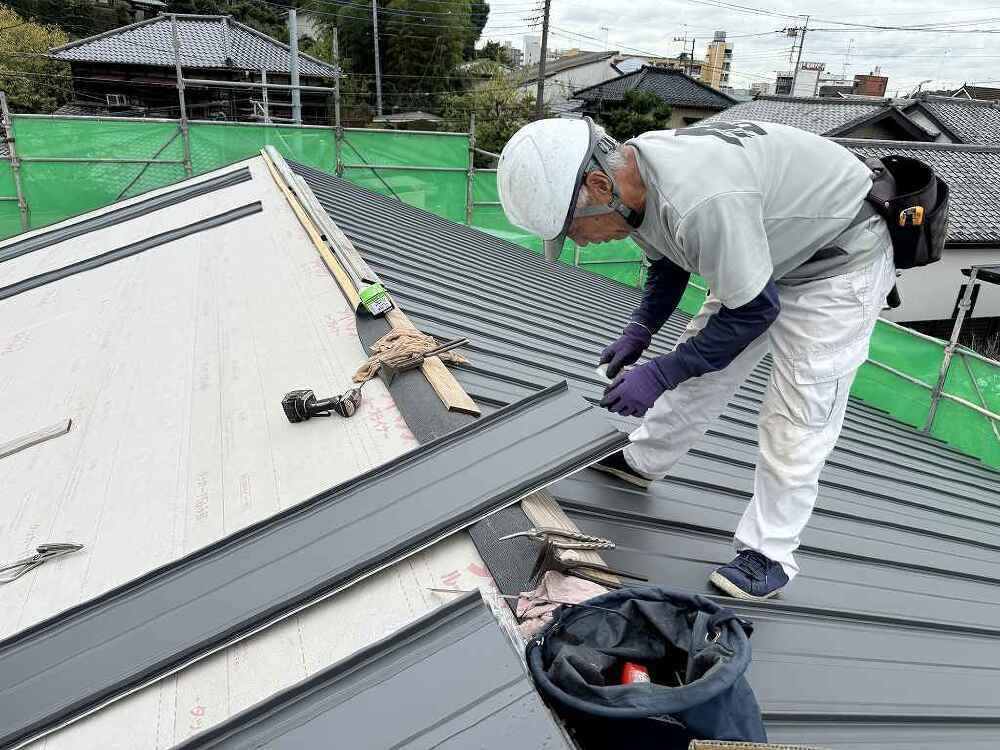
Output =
[
  {"x1": 519, "y1": 59, "x2": 620, "y2": 105},
  {"x1": 846, "y1": 120, "x2": 921, "y2": 141},
  {"x1": 886, "y1": 247, "x2": 1000, "y2": 323},
  {"x1": 68, "y1": 63, "x2": 333, "y2": 123},
  {"x1": 669, "y1": 105, "x2": 720, "y2": 128}
]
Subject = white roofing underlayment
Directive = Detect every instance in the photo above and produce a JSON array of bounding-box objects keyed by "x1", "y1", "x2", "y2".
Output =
[{"x1": 0, "y1": 158, "x2": 489, "y2": 748}]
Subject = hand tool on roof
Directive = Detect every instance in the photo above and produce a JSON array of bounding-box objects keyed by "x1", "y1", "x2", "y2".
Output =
[
  {"x1": 426, "y1": 588, "x2": 629, "y2": 620},
  {"x1": 500, "y1": 527, "x2": 617, "y2": 551},
  {"x1": 0, "y1": 543, "x2": 84, "y2": 585},
  {"x1": 499, "y1": 528, "x2": 647, "y2": 589},
  {"x1": 281, "y1": 381, "x2": 367, "y2": 422},
  {"x1": 531, "y1": 543, "x2": 648, "y2": 589},
  {"x1": 379, "y1": 337, "x2": 470, "y2": 385}
]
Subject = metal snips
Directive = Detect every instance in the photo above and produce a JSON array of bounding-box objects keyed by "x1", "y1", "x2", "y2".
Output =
[{"x1": 0, "y1": 542, "x2": 84, "y2": 584}]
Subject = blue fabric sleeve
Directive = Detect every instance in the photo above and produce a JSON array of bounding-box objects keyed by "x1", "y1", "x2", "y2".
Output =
[
  {"x1": 648, "y1": 279, "x2": 781, "y2": 389},
  {"x1": 630, "y1": 256, "x2": 691, "y2": 334}
]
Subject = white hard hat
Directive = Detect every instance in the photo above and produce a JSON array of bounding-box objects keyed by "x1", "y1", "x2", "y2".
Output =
[{"x1": 497, "y1": 118, "x2": 593, "y2": 260}]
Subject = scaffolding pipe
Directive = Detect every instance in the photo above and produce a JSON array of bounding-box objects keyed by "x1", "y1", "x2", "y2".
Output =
[
  {"x1": 288, "y1": 9, "x2": 302, "y2": 124},
  {"x1": 465, "y1": 112, "x2": 475, "y2": 225},
  {"x1": 0, "y1": 91, "x2": 29, "y2": 231},
  {"x1": 340, "y1": 163, "x2": 468, "y2": 172},
  {"x1": 181, "y1": 78, "x2": 336, "y2": 94},
  {"x1": 960, "y1": 352, "x2": 1000, "y2": 440},
  {"x1": 260, "y1": 69, "x2": 270, "y2": 124},
  {"x1": 372, "y1": 0, "x2": 383, "y2": 116},
  {"x1": 333, "y1": 28, "x2": 343, "y2": 177},
  {"x1": 925, "y1": 268, "x2": 979, "y2": 431},
  {"x1": 19, "y1": 157, "x2": 186, "y2": 165},
  {"x1": 867, "y1": 357, "x2": 1000, "y2": 424},
  {"x1": 170, "y1": 15, "x2": 194, "y2": 178}
]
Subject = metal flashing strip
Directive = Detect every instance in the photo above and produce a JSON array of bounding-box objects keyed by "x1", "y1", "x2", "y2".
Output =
[
  {"x1": 174, "y1": 591, "x2": 573, "y2": 750},
  {"x1": 0, "y1": 419, "x2": 72, "y2": 460},
  {"x1": 0, "y1": 382, "x2": 623, "y2": 750},
  {"x1": 0, "y1": 167, "x2": 252, "y2": 264},
  {"x1": 0, "y1": 202, "x2": 263, "y2": 302}
]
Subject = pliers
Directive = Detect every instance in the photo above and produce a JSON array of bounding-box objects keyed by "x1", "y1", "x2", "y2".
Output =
[
  {"x1": 500, "y1": 527, "x2": 647, "y2": 589},
  {"x1": 0, "y1": 542, "x2": 84, "y2": 584}
]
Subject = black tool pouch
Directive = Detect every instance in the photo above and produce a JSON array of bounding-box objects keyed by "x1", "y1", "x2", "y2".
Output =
[{"x1": 863, "y1": 155, "x2": 949, "y2": 269}]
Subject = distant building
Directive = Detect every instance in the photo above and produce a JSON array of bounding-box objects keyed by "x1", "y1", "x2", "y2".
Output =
[
  {"x1": 503, "y1": 41, "x2": 523, "y2": 68},
  {"x1": 854, "y1": 69, "x2": 889, "y2": 97},
  {"x1": 518, "y1": 50, "x2": 621, "y2": 107},
  {"x1": 523, "y1": 36, "x2": 541, "y2": 67},
  {"x1": 701, "y1": 31, "x2": 732, "y2": 90},
  {"x1": 951, "y1": 84, "x2": 1000, "y2": 103},
  {"x1": 572, "y1": 67, "x2": 737, "y2": 128},
  {"x1": 775, "y1": 71, "x2": 794, "y2": 96},
  {"x1": 49, "y1": 14, "x2": 338, "y2": 123},
  {"x1": 659, "y1": 54, "x2": 705, "y2": 80},
  {"x1": 750, "y1": 81, "x2": 772, "y2": 96}
]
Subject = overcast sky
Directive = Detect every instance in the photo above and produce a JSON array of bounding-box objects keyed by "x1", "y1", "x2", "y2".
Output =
[{"x1": 481, "y1": 0, "x2": 1000, "y2": 96}]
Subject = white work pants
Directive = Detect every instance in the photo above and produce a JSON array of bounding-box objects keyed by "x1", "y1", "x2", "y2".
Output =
[{"x1": 625, "y1": 220, "x2": 896, "y2": 579}]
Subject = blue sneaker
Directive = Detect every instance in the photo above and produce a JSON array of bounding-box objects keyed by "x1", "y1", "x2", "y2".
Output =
[{"x1": 709, "y1": 550, "x2": 789, "y2": 601}]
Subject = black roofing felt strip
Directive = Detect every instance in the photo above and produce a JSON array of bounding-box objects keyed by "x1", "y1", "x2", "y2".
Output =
[
  {"x1": 173, "y1": 591, "x2": 573, "y2": 750},
  {"x1": 0, "y1": 202, "x2": 263, "y2": 302},
  {"x1": 0, "y1": 167, "x2": 252, "y2": 264},
  {"x1": 355, "y1": 311, "x2": 476, "y2": 443},
  {"x1": 0, "y1": 382, "x2": 624, "y2": 750}
]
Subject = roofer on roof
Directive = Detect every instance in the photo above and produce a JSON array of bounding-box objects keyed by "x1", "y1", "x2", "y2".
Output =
[{"x1": 497, "y1": 117, "x2": 896, "y2": 601}]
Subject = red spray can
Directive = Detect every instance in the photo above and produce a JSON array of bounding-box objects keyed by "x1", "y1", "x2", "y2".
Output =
[{"x1": 620, "y1": 662, "x2": 650, "y2": 684}]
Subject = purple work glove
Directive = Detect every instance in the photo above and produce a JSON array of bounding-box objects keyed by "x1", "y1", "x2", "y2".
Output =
[
  {"x1": 599, "y1": 322, "x2": 652, "y2": 379},
  {"x1": 600, "y1": 361, "x2": 668, "y2": 418}
]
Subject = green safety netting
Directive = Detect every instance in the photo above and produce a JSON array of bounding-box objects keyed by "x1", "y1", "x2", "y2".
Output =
[{"x1": 0, "y1": 115, "x2": 997, "y2": 467}]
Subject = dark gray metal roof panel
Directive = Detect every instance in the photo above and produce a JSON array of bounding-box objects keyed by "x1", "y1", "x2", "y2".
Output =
[
  {"x1": 0, "y1": 382, "x2": 623, "y2": 750},
  {"x1": 291, "y1": 162, "x2": 1000, "y2": 743},
  {"x1": 49, "y1": 15, "x2": 336, "y2": 77},
  {"x1": 174, "y1": 592, "x2": 572, "y2": 750},
  {"x1": 836, "y1": 138, "x2": 1000, "y2": 245}
]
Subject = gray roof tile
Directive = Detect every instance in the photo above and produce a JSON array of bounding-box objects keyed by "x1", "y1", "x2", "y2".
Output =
[
  {"x1": 574, "y1": 67, "x2": 736, "y2": 110},
  {"x1": 838, "y1": 138, "x2": 1000, "y2": 245},
  {"x1": 705, "y1": 95, "x2": 887, "y2": 134},
  {"x1": 50, "y1": 14, "x2": 337, "y2": 77},
  {"x1": 917, "y1": 96, "x2": 1000, "y2": 146}
]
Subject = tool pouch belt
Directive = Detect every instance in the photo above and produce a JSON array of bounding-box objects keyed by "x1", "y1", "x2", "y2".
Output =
[
  {"x1": 526, "y1": 586, "x2": 767, "y2": 749},
  {"x1": 862, "y1": 155, "x2": 949, "y2": 269}
]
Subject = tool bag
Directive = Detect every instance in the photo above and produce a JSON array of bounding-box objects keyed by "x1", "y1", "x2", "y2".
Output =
[
  {"x1": 862, "y1": 154, "x2": 949, "y2": 269},
  {"x1": 526, "y1": 586, "x2": 767, "y2": 750}
]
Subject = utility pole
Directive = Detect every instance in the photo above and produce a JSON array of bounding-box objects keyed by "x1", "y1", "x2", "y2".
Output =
[
  {"x1": 372, "y1": 0, "x2": 383, "y2": 116},
  {"x1": 535, "y1": 0, "x2": 552, "y2": 118},
  {"x1": 672, "y1": 35, "x2": 695, "y2": 76},
  {"x1": 789, "y1": 16, "x2": 809, "y2": 96},
  {"x1": 289, "y1": 8, "x2": 302, "y2": 124}
]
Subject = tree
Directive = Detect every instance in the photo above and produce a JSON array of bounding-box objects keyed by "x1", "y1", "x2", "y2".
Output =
[
  {"x1": 0, "y1": 4, "x2": 71, "y2": 113},
  {"x1": 166, "y1": 1, "x2": 293, "y2": 39},
  {"x1": 595, "y1": 89, "x2": 672, "y2": 141},
  {"x1": 462, "y1": 0, "x2": 488, "y2": 60},
  {"x1": 476, "y1": 40, "x2": 509, "y2": 65},
  {"x1": 6, "y1": 1, "x2": 128, "y2": 38},
  {"x1": 300, "y1": 25, "x2": 373, "y2": 126},
  {"x1": 441, "y1": 62, "x2": 533, "y2": 165},
  {"x1": 382, "y1": 0, "x2": 470, "y2": 112}
]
